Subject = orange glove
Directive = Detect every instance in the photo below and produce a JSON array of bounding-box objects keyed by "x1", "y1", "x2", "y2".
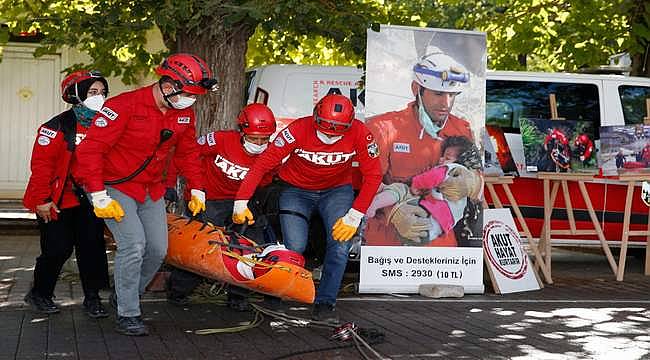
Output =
[
  {"x1": 332, "y1": 208, "x2": 364, "y2": 242},
  {"x1": 90, "y1": 190, "x2": 125, "y2": 222},
  {"x1": 232, "y1": 200, "x2": 255, "y2": 225},
  {"x1": 188, "y1": 189, "x2": 206, "y2": 216}
]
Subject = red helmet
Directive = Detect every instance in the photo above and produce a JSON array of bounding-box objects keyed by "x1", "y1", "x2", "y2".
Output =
[
  {"x1": 238, "y1": 104, "x2": 277, "y2": 136},
  {"x1": 313, "y1": 94, "x2": 355, "y2": 135},
  {"x1": 575, "y1": 133, "x2": 590, "y2": 146},
  {"x1": 155, "y1": 53, "x2": 218, "y2": 95},
  {"x1": 61, "y1": 70, "x2": 108, "y2": 104}
]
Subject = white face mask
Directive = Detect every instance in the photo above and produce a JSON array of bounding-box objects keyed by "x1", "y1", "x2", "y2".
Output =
[
  {"x1": 83, "y1": 95, "x2": 105, "y2": 111},
  {"x1": 243, "y1": 140, "x2": 268, "y2": 154},
  {"x1": 170, "y1": 95, "x2": 196, "y2": 109},
  {"x1": 316, "y1": 130, "x2": 343, "y2": 144}
]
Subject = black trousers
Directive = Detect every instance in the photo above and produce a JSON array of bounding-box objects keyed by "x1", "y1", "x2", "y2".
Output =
[
  {"x1": 168, "y1": 199, "x2": 269, "y2": 297},
  {"x1": 32, "y1": 201, "x2": 109, "y2": 299}
]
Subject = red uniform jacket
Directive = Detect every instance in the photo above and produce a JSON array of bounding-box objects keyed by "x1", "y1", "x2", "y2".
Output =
[
  {"x1": 236, "y1": 117, "x2": 382, "y2": 214},
  {"x1": 199, "y1": 130, "x2": 275, "y2": 200},
  {"x1": 73, "y1": 85, "x2": 203, "y2": 203},
  {"x1": 23, "y1": 110, "x2": 88, "y2": 213}
]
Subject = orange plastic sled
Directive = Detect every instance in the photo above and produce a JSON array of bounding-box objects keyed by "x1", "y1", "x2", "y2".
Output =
[{"x1": 165, "y1": 214, "x2": 315, "y2": 304}]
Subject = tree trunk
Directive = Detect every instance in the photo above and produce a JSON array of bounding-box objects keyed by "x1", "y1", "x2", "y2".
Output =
[
  {"x1": 630, "y1": 51, "x2": 649, "y2": 78},
  {"x1": 174, "y1": 23, "x2": 256, "y2": 134},
  {"x1": 628, "y1": 0, "x2": 650, "y2": 78}
]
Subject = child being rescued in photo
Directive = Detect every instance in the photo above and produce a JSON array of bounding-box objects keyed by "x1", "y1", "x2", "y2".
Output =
[{"x1": 366, "y1": 136, "x2": 482, "y2": 246}]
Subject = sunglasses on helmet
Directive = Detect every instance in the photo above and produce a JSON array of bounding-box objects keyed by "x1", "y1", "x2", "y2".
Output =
[{"x1": 315, "y1": 115, "x2": 352, "y2": 133}]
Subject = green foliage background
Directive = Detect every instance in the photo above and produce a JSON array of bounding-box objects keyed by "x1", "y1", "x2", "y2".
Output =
[{"x1": 2, "y1": 0, "x2": 648, "y2": 78}]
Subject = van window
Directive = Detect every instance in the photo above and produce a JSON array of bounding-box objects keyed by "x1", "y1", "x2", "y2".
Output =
[
  {"x1": 618, "y1": 85, "x2": 650, "y2": 124},
  {"x1": 244, "y1": 71, "x2": 256, "y2": 106},
  {"x1": 486, "y1": 80, "x2": 600, "y2": 133}
]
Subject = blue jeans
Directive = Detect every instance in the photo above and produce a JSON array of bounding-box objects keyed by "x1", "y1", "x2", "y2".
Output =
[
  {"x1": 279, "y1": 184, "x2": 354, "y2": 305},
  {"x1": 104, "y1": 187, "x2": 167, "y2": 317}
]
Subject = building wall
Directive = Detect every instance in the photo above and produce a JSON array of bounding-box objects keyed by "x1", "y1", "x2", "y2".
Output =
[{"x1": 0, "y1": 28, "x2": 166, "y2": 199}]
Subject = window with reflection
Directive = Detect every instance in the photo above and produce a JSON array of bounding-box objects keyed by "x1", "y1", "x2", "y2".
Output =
[
  {"x1": 486, "y1": 80, "x2": 600, "y2": 134},
  {"x1": 618, "y1": 85, "x2": 650, "y2": 125}
]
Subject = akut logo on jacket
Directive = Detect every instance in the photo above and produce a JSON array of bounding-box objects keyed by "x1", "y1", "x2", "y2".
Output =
[
  {"x1": 295, "y1": 149, "x2": 356, "y2": 166},
  {"x1": 214, "y1": 155, "x2": 249, "y2": 180}
]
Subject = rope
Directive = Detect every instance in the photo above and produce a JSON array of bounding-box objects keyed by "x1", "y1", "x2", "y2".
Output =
[
  {"x1": 252, "y1": 303, "x2": 388, "y2": 359},
  {"x1": 194, "y1": 310, "x2": 264, "y2": 335}
]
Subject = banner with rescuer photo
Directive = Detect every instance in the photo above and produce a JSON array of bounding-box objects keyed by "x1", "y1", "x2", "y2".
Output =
[{"x1": 359, "y1": 25, "x2": 486, "y2": 294}]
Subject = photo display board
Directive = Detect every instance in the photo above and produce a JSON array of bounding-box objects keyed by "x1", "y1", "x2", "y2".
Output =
[{"x1": 360, "y1": 24, "x2": 486, "y2": 294}]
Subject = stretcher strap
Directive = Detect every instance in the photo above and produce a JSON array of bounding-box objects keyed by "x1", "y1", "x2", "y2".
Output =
[{"x1": 222, "y1": 250, "x2": 292, "y2": 273}]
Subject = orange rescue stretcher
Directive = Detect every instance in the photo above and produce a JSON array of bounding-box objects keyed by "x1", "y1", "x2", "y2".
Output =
[{"x1": 165, "y1": 214, "x2": 315, "y2": 304}]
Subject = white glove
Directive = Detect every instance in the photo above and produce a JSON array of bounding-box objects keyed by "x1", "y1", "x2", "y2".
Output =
[
  {"x1": 340, "y1": 208, "x2": 364, "y2": 228},
  {"x1": 332, "y1": 208, "x2": 364, "y2": 242},
  {"x1": 188, "y1": 189, "x2": 206, "y2": 216},
  {"x1": 90, "y1": 190, "x2": 125, "y2": 222},
  {"x1": 232, "y1": 199, "x2": 255, "y2": 224},
  {"x1": 190, "y1": 189, "x2": 206, "y2": 203},
  {"x1": 90, "y1": 190, "x2": 113, "y2": 208}
]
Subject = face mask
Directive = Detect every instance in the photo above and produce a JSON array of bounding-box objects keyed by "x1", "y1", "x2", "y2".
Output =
[
  {"x1": 417, "y1": 95, "x2": 442, "y2": 139},
  {"x1": 83, "y1": 95, "x2": 105, "y2": 112},
  {"x1": 170, "y1": 95, "x2": 196, "y2": 109},
  {"x1": 243, "y1": 140, "x2": 268, "y2": 154},
  {"x1": 72, "y1": 105, "x2": 97, "y2": 128},
  {"x1": 316, "y1": 130, "x2": 343, "y2": 144}
]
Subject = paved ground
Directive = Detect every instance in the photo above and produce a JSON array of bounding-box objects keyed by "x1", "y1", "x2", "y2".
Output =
[{"x1": 1, "y1": 233, "x2": 650, "y2": 360}]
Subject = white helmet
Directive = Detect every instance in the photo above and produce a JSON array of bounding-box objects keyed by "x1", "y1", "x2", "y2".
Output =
[{"x1": 413, "y1": 48, "x2": 470, "y2": 92}]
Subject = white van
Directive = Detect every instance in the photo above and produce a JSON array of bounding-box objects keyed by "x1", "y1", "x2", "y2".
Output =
[
  {"x1": 245, "y1": 64, "x2": 364, "y2": 133},
  {"x1": 245, "y1": 65, "x2": 650, "y2": 246}
]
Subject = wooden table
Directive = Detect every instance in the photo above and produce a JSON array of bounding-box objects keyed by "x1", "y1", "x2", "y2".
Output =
[
  {"x1": 615, "y1": 173, "x2": 650, "y2": 281},
  {"x1": 537, "y1": 172, "x2": 618, "y2": 283}
]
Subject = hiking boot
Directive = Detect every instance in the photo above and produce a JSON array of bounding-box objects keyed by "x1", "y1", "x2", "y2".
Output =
[
  {"x1": 115, "y1": 316, "x2": 149, "y2": 336},
  {"x1": 83, "y1": 297, "x2": 109, "y2": 319},
  {"x1": 24, "y1": 290, "x2": 59, "y2": 314},
  {"x1": 311, "y1": 303, "x2": 339, "y2": 325},
  {"x1": 226, "y1": 292, "x2": 250, "y2": 312}
]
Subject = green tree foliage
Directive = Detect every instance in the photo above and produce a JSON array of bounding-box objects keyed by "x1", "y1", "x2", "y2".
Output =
[
  {"x1": 450, "y1": 0, "x2": 649, "y2": 75},
  {"x1": 1, "y1": 0, "x2": 648, "y2": 130}
]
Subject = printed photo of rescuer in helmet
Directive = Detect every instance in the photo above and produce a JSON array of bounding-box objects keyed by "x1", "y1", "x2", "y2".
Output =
[
  {"x1": 520, "y1": 118, "x2": 598, "y2": 174},
  {"x1": 363, "y1": 26, "x2": 486, "y2": 248}
]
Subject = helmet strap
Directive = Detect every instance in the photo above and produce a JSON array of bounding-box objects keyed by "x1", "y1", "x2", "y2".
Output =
[{"x1": 159, "y1": 80, "x2": 184, "y2": 108}]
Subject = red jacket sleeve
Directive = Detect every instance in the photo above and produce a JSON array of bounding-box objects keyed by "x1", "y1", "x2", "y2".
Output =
[
  {"x1": 74, "y1": 104, "x2": 128, "y2": 192},
  {"x1": 351, "y1": 124, "x2": 383, "y2": 213},
  {"x1": 23, "y1": 126, "x2": 61, "y2": 210},
  {"x1": 236, "y1": 132, "x2": 295, "y2": 200},
  {"x1": 366, "y1": 117, "x2": 393, "y2": 177},
  {"x1": 173, "y1": 112, "x2": 203, "y2": 191}
]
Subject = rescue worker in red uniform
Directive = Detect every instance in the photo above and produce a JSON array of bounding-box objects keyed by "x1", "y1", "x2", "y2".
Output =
[
  {"x1": 23, "y1": 70, "x2": 110, "y2": 317},
  {"x1": 233, "y1": 94, "x2": 382, "y2": 324},
  {"x1": 542, "y1": 128, "x2": 571, "y2": 171},
  {"x1": 74, "y1": 53, "x2": 216, "y2": 336},
  {"x1": 166, "y1": 103, "x2": 278, "y2": 309},
  {"x1": 364, "y1": 48, "x2": 474, "y2": 247},
  {"x1": 573, "y1": 133, "x2": 594, "y2": 164},
  {"x1": 642, "y1": 142, "x2": 650, "y2": 166}
]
